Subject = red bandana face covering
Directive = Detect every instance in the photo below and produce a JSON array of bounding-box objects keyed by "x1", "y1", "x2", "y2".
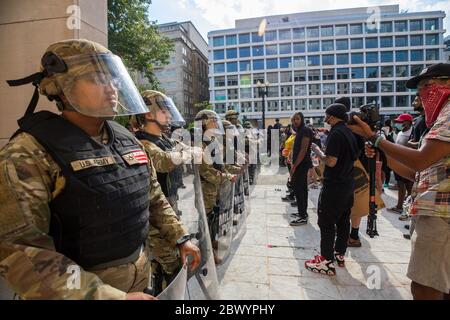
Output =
[{"x1": 419, "y1": 84, "x2": 450, "y2": 128}]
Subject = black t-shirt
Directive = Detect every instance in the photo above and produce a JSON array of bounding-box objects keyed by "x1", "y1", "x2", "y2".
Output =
[
  {"x1": 292, "y1": 126, "x2": 313, "y2": 167},
  {"x1": 323, "y1": 123, "x2": 358, "y2": 185},
  {"x1": 410, "y1": 115, "x2": 427, "y2": 143}
]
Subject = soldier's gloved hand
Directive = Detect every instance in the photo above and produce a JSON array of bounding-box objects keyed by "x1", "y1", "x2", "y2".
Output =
[
  {"x1": 126, "y1": 292, "x2": 158, "y2": 300},
  {"x1": 178, "y1": 240, "x2": 201, "y2": 271}
]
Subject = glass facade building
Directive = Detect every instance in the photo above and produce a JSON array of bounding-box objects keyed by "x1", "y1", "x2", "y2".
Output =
[{"x1": 208, "y1": 5, "x2": 446, "y2": 119}]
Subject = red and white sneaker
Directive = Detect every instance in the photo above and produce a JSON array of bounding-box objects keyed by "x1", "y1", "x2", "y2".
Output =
[
  {"x1": 334, "y1": 252, "x2": 345, "y2": 267},
  {"x1": 305, "y1": 255, "x2": 336, "y2": 276}
]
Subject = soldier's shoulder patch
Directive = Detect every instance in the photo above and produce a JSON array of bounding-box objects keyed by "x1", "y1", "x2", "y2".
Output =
[{"x1": 122, "y1": 150, "x2": 148, "y2": 166}]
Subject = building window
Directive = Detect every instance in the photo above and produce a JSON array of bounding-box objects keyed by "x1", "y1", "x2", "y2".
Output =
[
  {"x1": 253, "y1": 59, "x2": 264, "y2": 70},
  {"x1": 294, "y1": 85, "x2": 307, "y2": 96},
  {"x1": 213, "y1": 36, "x2": 224, "y2": 47},
  {"x1": 293, "y1": 56, "x2": 306, "y2": 68},
  {"x1": 350, "y1": 24, "x2": 363, "y2": 35},
  {"x1": 410, "y1": 20, "x2": 423, "y2": 31},
  {"x1": 366, "y1": 52, "x2": 378, "y2": 63},
  {"x1": 241, "y1": 101, "x2": 252, "y2": 112},
  {"x1": 227, "y1": 62, "x2": 237, "y2": 72},
  {"x1": 380, "y1": 36, "x2": 393, "y2": 48},
  {"x1": 252, "y1": 46, "x2": 264, "y2": 57},
  {"x1": 321, "y1": 26, "x2": 333, "y2": 37},
  {"x1": 366, "y1": 82, "x2": 378, "y2": 93},
  {"x1": 352, "y1": 82, "x2": 364, "y2": 94},
  {"x1": 214, "y1": 63, "x2": 225, "y2": 73},
  {"x1": 215, "y1": 103, "x2": 226, "y2": 113},
  {"x1": 426, "y1": 49, "x2": 439, "y2": 61},
  {"x1": 213, "y1": 50, "x2": 224, "y2": 60},
  {"x1": 352, "y1": 53, "x2": 364, "y2": 64},
  {"x1": 322, "y1": 54, "x2": 334, "y2": 65},
  {"x1": 308, "y1": 70, "x2": 320, "y2": 81},
  {"x1": 214, "y1": 76, "x2": 225, "y2": 87},
  {"x1": 280, "y1": 100, "x2": 294, "y2": 111},
  {"x1": 411, "y1": 50, "x2": 424, "y2": 61},
  {"x1": 352, "y1": 96, "x2": 365, "y2": 108},
  {"x1": 366, "y1": 66, "x2": 379, "y2": 78},
  {"x1": 239, "y1": 61, "x2": 251, "y2": 72},
  {"x1": 395, "y1": 51, "x2": 408, "y2": 62},
  {"x1": 322, "y1": 69, "x2": 335, "y2": 80},
  {"x1": 254, "y1": 101, "x2": 262, "y2": 112},
  {"x1": 294, "y1": 70, "x2": 306, "y2": 82},
  {"x1": 252, "y1": 32, "x2": 263, "y2": 43},
  {"x1": 410, "y1": 35, "x2": 423, "y2": 46},
  {"x1": 365, "y1": 37, "x2": 378, "y2": 49},
  {"x1": 351, "y1": 38, "x2": 363, "y2": 49},
  {"x1": 380, "y1": 51, "x2": 393, "y2": 63},
  {"x1": 294, "y1": 99, "x2": 307, "y2": 110},
  {"x1": 411, "y1": 64, "x2": 424, "y2": 76},
  {"x1": 395, "y1": 36, "x2": 408, "y2": 47},
  {"x1": 396, "y1": 80, "x2": 407, "y2": 92},
  {"x1": 306, "y1": 27, "x2": 319, "y2": 38},
  {"x1": 425, "y1": 19, "x2": 439, "y2": 31},
  {"x1": 279, "y1": 29, "x2": 292, "y2": 40},
  {"x1": 310, "y1": 98, "x2": 321, "y2": 110},
  {"x1": 425, "y1": 34, "x2": 439, "y2": 46},
  {"x1": 336, "y1": 54, "x2": 349, "y2": 65},
  {"x1": 322, "y1": 83, "x2": 335, "y2": 95},
  {"x1": 226, "y1": 48, "x2": 237, "y2": 59},
  {"x1": 279, "y1": 44, "x2": 292, "y2": 54},
  {"x1": 380, "y1": 21, "x2": 392, "y2": 33},
  {"x1": 238, "y1": 33, "x2": 250, "y2": 44},
  {"x1": 253, "y1": 74, "x2": 264, "y2": 85},
  {"x1": 337, "y1": 83, "x2": 349, "y2": 94},
  {"x1": 228, "y1": 75, "x2": 238, "y2": 86},
  {"x1": 381, "y1": 81, "x2": 393, "y2": 92},
  {"x1": 265, "y1": 30, "x2": 277, "y2": 41},
  {"x1": 239, "y1": 47, "x2": 250, "y2": 58},
  {"x1": 321, "y1": 40, "x2": 334, "y2": 51},
  {"x1": 293, "y1": 42, "x2": 305, "y2": 53},
  {"x1": 280, "y1": 86, "x2": 292, "y2": 97},
  {"x1": 382, "y1": 96, "x2": 393, "y2": 108},
  {"x1": 266, "y1": 72, "x2": 278, "y2": 83},
  {"x1": 226, "y1": 35, "x2": 237, "y2": 45},
  {"x1": 267, "y1": 100, "x2": 279, "y2": 111},
  {"x1": 307, "y1": 55, "x2": 320, "y2": 66},
  {"x1": 396, "y1": 95, "x2": 408, "y2": 107},
  {"x1": 396, "y1": 65, "x2": 408, "y2": 77},
  {"x1": 337, "y1": 68, "x2": 349, "y2": 79},
  {"x1": 307, "y1": 41, "x2": 320, "y2": 52},
  {"x1": 240, "y1": 74, "x2": 251, "y2": 86},
  {"x1": 240, "y1": 88, "x2": 252, "y2": 99},
  {"x1": 266, "y1": 58, "x2": 278, "y2": 69},
  {"x1": 395, "y1": 21, "x2": 407, "y2": 32},
  {"x1": 266, "y1": 45, "x2": 277, "y2": 55},
  {"x1": 335, "y1": 25, "x2": 348, "y2": 36},
  {"x1": 381, "y1": 66, "x2": 394, "y2": 78},
  {"x1": 351, "y1": 67, "x2": 364, "y2": 79},
  {"x1": 280, "y1": 71, "x2": 292, "y2": 83},
  {"x1": 309, "y1": 84, "x2": 320, "y2": 95},
  {"x1": 336, "y1": 39, "x2": 348, "y2": 50},
  {"x1": 228, "y1": 88, "x2": 238, "y2": 100},
  {"x1": 293, "y1": 28, "x2": 305, "y2": 39},
  {"x1": 366, "y1": 22, "x2": 378, "y2": 34},
  {"x1": 215, "y1": 90, "x2": 226, "y2": 100}
]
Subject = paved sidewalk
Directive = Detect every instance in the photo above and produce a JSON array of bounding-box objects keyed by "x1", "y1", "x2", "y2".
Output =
[{"x1": 217, "y1": 166, "x2": 413, "y2": 300}]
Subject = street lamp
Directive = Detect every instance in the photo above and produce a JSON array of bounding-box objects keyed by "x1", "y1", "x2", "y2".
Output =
[{"x1": 256, "y1": 80, "x2": 269, "y2": 129}]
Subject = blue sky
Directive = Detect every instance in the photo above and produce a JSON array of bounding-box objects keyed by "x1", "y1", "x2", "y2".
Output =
[{"x1": 149, "y1": 0, "x2": 449, "y2": 41}]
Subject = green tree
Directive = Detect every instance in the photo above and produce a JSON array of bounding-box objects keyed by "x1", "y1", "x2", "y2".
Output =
[{"x1": 108, "y1": 0, "x2": 174, "y2": 89}]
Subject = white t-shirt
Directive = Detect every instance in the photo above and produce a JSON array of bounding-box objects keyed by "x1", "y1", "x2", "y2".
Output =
[{"x1": 395, "y1": 127, "x2": 412, "y2": 146}]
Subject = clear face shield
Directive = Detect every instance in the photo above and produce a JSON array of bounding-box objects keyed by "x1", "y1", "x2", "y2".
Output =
[
  {"x1": 203, "y1": 116, "x2": 225, "y2": 138},
  {"x1": 53, "y1": 53, "x2": 148, "y2": 117},
  {"x1": 153, "y1": 95, "x2": 186, "y2": 128}
]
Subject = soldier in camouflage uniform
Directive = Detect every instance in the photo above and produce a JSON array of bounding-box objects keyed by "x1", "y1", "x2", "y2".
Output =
[
  {"x1": 195, "y1": 111, "x2": 237, "y2": 259},
  {"x1": 0, "y1": 39, "x2": 200, "y2": 300},
  {"x1": 132, "y1": 90, "x2": 201, "y2": 294}
]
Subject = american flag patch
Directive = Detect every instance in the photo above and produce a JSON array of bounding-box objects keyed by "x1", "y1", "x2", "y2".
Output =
[{"x1": 122, "y1": 150, "x2": 148, "y2": 165}]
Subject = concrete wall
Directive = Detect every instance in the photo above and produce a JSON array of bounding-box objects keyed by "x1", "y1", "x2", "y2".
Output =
[{"x1": 0, "y1": 0, "x2": 107, "y2": 147}]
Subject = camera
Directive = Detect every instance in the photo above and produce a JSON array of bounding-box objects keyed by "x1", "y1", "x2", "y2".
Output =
[{"x1": 348, "y1": 103, "x2": 381, "y2": 130}]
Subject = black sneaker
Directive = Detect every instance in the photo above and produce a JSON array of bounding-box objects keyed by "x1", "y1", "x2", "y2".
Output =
[
  {"x1": 290, "y1": 216, "x2": 307, "y2": 226},
  {"x1": 290, "y1": 213, "x2": 300, "y2": 218},
  {"x1": 290, "y1": 201, "x2": 298, "y2": 207},
  {"x1": 403, "y1": 234, "x2": 411, "y2": 240},
  {"x1": 282, "y1": 195, "x2": 294, "y2": 202},
  {"x1": 404, "y1": 225, "x2": 410, "y2": 230}
]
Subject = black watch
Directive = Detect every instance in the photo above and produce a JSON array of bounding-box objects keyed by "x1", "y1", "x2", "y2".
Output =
[{"x1": 367, "y1": 134, "x2": 379, "y2": 145}]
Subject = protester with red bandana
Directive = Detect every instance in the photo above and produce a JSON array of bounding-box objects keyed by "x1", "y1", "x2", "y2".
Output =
[{"x1": 348, "y1": 63, "x2": 450, "y2": 300}]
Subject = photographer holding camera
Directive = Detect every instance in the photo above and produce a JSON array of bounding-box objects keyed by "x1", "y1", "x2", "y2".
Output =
[
  {"x1": 348, "y1": 63, "x2": 450, "y2": 300},
  {"x1": 306, "y1": 103, "x2": 359, "y2": 275}
]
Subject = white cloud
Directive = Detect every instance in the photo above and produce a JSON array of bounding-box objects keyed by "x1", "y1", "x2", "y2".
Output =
[{"x1": 175, "y1": 0, "x2": 449, "y2": 36}]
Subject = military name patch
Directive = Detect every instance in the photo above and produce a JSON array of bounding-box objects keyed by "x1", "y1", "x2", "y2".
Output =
[
  {"x1": 122, "y1": 150, "x2": 148, "y2": 165},
  {"x1": 71, "y1": 156, "x2": 116, "y2": 172}
]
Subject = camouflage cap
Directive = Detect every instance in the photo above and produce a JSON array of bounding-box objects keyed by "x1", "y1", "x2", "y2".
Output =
[
  {"x1": 195, "y1": 109, "x2": 220, "y2": 121},
  {"x1": 225, "y1": 109, "x2": 239, "y2": 119},
  {"x1": 39, "y1": 39, "x2": 111, "y2": 97}
]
